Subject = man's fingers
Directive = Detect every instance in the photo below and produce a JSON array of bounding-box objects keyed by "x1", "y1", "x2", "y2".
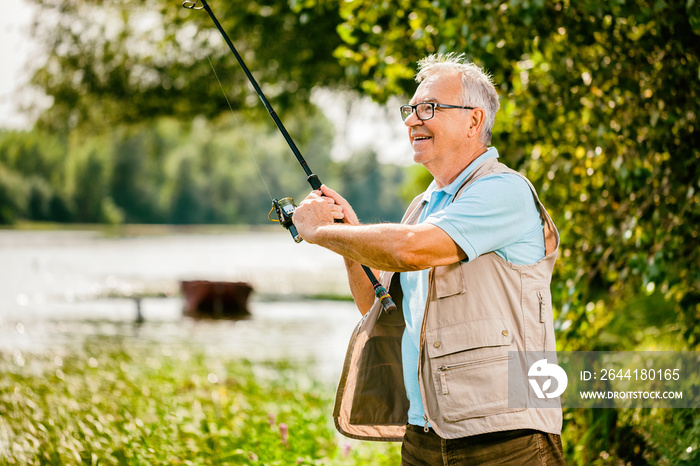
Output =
[
  {"x1": 320, "y1": 185, "x2": 347, "y2": 205},
  {"x1": 320, "y1": 185, "x2": 360, "y2": 225},
  {"x1": 330, "y1": 205, "x2": 345, "y2": 220}
]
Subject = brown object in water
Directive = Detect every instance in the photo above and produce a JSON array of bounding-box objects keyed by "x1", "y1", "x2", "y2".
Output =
[{"x1": 180, "y1": 280, "x2": 253, "y2": 318}]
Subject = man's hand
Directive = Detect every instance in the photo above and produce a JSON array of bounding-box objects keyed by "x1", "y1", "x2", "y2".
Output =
[
  {"x1": 318, "y1": 185, "x2": 360, "y2": 226},
  {"x1": 292, "y1": 188, "x2": 344, "y2": 243},
  {"x1": 294, "y1": 185, "x2": 466, "y2": 271}
]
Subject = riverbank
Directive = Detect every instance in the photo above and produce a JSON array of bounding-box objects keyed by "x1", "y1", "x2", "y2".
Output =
[{"x1": 0, "y1": 225, "x2": 352, "y2": 306}]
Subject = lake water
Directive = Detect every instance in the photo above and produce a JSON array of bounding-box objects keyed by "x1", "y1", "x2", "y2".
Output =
[{"x1": 0, "y1": 227, "x2": 363, "y2": 381}]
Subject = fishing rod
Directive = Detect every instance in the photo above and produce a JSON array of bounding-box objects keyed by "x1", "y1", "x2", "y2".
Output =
[{"x1": 182, "y1": 0, "x2": 397, "y2": 314}]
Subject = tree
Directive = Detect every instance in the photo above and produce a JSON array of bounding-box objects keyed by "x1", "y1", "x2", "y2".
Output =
[
  {"x1": 334, "y1": 0, "x2": 700, "y2": 344},
  {"x1": 334, "y1": 1, "x2": 700, "y2": 463},
  {"x1": 0, "y1": 164, "x2": 28, "y2": 224},
  {"x1": 26, "y1": 0, "x2": 346, "y2": 132},
  {"x1": 109, "y1": 129, "x2": 164, "y2": 223}
]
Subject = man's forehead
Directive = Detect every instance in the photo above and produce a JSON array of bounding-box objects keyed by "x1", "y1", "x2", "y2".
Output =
[
  {"x1": 410, "y1": 72, "x2": 462, "y2": 103},
  {"x1": 409, "y1": 96, "x2": 439, "y2": 104}
]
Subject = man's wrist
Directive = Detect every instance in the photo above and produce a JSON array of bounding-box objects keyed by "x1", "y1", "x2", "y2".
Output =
[{"x1": 310, "y1": 223, "x2": 336, "y2": 246}]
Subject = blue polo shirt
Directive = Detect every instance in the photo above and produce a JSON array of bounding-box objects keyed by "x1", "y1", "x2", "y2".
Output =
[{"x1": 400, "y1": 147, "x2": 546, "y2": 426}]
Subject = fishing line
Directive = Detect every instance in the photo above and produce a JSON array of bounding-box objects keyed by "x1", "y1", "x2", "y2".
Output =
[
  {"x1": 206, "y1": 54, "x2": 274, "y2": 201},
  {"x1": 184, "y1": 0, "x2": 397, "y2": 314}
]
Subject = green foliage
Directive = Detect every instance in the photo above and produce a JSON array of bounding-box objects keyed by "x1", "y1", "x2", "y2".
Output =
[
  {"x1": 0, "y1": 113, "x2": 407, "y2": 226},
  {"x1": 560, "y1": 407, "x2": 700, "y2": 465},
  {"x1": 0, "y1": 117, "x2": 298, "y2": 225},
  {"x1": 334, "y1": 0, "x2": 700, "y2": 357},
  {"x1": 26, "y1": 0, "x2": 346, "y2": 133},
  {"x1": 0, "y1": 164, "x2": 28, "y2": 225},
  {"x1": 0, "y1": 130, "x2": 70, "y2": 224},
  {"x1": 0, "y1": 339, "x2": 402, "y2": 464}
]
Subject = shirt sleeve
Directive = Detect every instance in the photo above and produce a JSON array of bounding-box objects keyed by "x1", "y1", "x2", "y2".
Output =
[{"x1": 424, "y1": 174, "x2": 545, "y2": 263}]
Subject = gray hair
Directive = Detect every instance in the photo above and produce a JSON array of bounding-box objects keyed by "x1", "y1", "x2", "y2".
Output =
[{"x1": 416, "y1": 53, "x2": 500, "y2": 145}]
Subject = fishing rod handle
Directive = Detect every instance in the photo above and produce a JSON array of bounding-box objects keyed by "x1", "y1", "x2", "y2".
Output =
[
  {"x1": 307, "y1": 174, "x2": 321, "y2": 190},
  {"x1": 288, "y1": 224, "x2": 303, "y2": 243},
  {"x1": 374, "y1": 284, "x2": 398, "y2": 315},
  {"x1": 364, "y1": 265, "x2": 397, "y2": 314}
]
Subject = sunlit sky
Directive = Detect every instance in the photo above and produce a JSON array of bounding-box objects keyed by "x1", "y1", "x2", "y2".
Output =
[
  {"x1": 0, "y1": 0, "x2": 39, "y2": 130},
  {"x1": 0, "y1": 1, "x2": 411, "y2": 164}
]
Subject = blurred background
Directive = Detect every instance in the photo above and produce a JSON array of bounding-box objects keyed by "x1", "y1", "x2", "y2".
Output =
[{"x1": 1, "y1": 0, "x2": 698, "y2": 464}]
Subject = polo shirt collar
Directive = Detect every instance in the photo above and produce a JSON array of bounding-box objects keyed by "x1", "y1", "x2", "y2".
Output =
[{"x1": 422, "y1": 147, "x2": 500, "y2": 204}]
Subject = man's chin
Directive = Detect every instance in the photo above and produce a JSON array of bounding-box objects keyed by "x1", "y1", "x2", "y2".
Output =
[{"x1": 413, "y1": 151, "x2": 431, "y2": 165}]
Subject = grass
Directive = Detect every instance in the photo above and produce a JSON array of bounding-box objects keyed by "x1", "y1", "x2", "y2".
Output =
[
  {"x1": 4, "y1": 337, "x2": 699, "y2": 465},
  {"x1": 0, "y1": 337, "x2": 401, "y2": 465}
]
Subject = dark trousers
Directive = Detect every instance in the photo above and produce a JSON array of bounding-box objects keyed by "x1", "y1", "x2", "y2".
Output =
[{"x1": 401, "y1": 424, "x2": 566, "y2": 466}]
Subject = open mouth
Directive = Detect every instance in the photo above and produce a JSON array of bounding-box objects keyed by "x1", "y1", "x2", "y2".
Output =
[{"x1": 413, "y1": 136, "x2": 432, "y2": 142}]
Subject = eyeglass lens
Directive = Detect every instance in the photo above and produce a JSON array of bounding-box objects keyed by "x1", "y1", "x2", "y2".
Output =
[{"x1": 401, "y1": 103, "x2": 434, "y2": 121}]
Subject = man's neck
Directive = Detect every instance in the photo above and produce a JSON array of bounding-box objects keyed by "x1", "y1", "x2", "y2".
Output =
[{"x1": 431, "y1": 145, "x2": 488, "y2": 188}]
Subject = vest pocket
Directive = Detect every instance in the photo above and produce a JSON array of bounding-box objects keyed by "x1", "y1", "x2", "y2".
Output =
[
  {"x1": 433, "y1": 353, "x2": 523, "y2": 421},
  {"x1": 426, "y1": 320, "x2": 525, "y2": 422}
]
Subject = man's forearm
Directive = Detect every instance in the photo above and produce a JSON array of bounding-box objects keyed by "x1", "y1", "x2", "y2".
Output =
[
  {"x1": 344, "y1": 258, "x2": 377, "y2": 315},
  {"x1": 312, "y1": 223, "x2": 425, "y2": 272},
  {"x1": 292, "y1": 194, "x2": 466, "y2": 270}
]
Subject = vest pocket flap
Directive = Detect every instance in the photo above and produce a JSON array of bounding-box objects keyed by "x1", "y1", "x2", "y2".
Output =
[
  {"x1": 426, "y1": 319, "x2": 513, "y2": 359},
  {"x1": 434, "y1": 262, "x2": 466, "y2": 298}
]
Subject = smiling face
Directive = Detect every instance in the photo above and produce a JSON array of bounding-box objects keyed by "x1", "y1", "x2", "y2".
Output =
[{"x1": 405, "y1": 71, "x2": 483, "y2": 186}]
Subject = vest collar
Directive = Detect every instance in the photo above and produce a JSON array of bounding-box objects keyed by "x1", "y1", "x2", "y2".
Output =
[{"x1": 422, "y1": 147, "x2": 500, "y2": 205}]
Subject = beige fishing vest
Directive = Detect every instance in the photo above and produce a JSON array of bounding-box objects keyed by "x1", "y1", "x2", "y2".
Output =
[{"x1": 333, "y1": 158, "x2": 562, "y2": 441}]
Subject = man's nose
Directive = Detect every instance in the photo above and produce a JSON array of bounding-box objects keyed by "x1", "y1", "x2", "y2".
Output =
[{"x1": 404, "y1": 111, "x2": 423, "y2": 127}]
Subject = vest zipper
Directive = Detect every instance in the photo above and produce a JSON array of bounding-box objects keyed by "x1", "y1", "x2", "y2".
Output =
[
  {"x1": 437, "y1": 354, "x2": 510, "y2": 372},
  {"x1": 418, "y1": 268, "x2": 435, "y2": 435},
  {"x1": 538, "y1": 290, "x2": 548, "y2": 350},
  {"x1": 439, "y1": 370, "x2": 449, "y2": 395}
]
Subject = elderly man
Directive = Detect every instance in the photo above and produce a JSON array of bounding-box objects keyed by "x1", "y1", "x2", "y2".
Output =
[{"x1": 293, "y1": 53, "x2": 565, "y2": 465}]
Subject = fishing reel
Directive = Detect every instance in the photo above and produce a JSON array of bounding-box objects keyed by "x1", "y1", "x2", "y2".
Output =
[{"x1": 269, "y1": 197, "x2": 302, "y2": 243}]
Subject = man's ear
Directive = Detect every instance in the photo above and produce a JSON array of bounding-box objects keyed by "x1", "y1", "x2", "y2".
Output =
[{"x1": 467, "y1": 108, "x2": 485, "y2": 139}]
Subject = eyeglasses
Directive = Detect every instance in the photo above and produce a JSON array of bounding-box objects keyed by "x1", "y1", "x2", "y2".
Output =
[{"x1": 400, "y1": 102, "x2": 475, "y2": 121}]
